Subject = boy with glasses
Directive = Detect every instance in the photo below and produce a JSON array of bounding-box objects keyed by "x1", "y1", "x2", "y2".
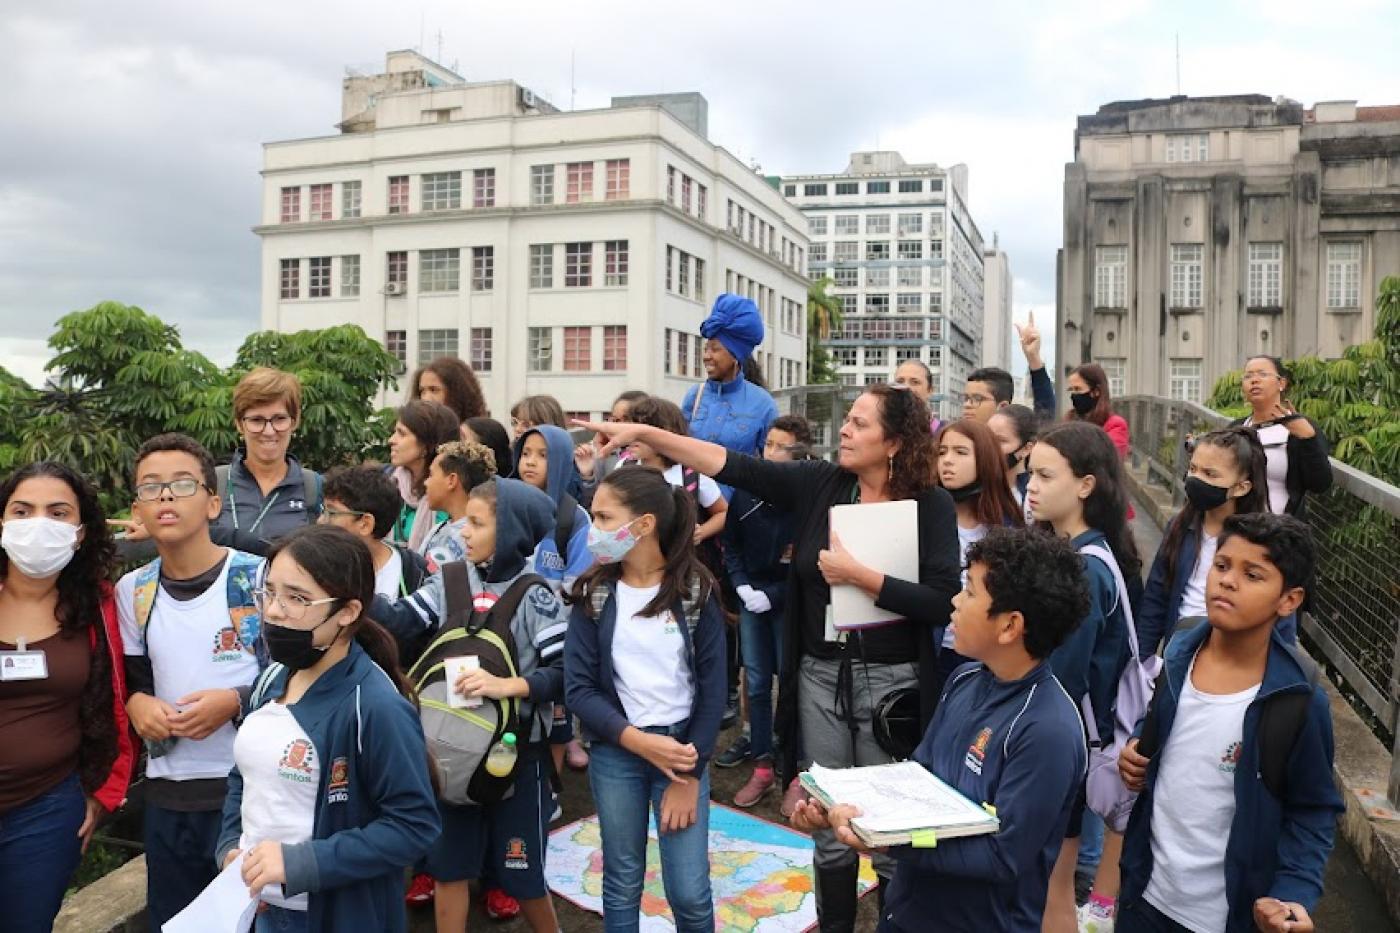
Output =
[
  {"x1": 319, "y1": 465, "x2": 432, "y2": 602},
  {"x1": 115, "y1": 433, "x2": 269, "y2": 929}
]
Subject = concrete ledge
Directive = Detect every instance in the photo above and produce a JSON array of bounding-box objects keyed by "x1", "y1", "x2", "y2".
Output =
[
  {"x1": 1124, "y1": 463, "x2": 1174, "y2": 531},
  {"x1": 54, "y1": 854, "x2": 147, "y2": 933}
]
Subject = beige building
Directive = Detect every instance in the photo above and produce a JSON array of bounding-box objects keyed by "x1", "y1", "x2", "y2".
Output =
[
  {"x1": 981, "y1": 238, "x2": 1013, "y2": 371},
  {"x1": 256, "y1": 51, "x2": 809, "y2": 418},
  {"x1": 1058, "y1": 95, "x2": 1400, "y2": 403}
]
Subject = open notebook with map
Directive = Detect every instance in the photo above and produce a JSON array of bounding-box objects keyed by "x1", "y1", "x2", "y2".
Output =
[{"x1": 799, "y1": 761, "x2": 1000, "y2": 848}]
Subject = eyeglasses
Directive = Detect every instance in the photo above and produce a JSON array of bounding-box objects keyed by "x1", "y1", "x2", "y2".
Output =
[
  {"x1": 242, "y1": 414, "x2": 294, "y2": 433},
  {"x1": 252, "y1": 586, "x2": 338, "y2": 621},
  {"x1": 961, "y1": 393, "x2": 993, "y2": 406},
  {"x1": 134, "y1": 479, "x2": 208, "y2": 501},
  {"x1": 510, "y1": 418, "x2": 534, "y2": 432},
  {"x1": 1242, "y1": 371, "x2": 1280, "y2": 382},
  {"x1": 319, "y1": 508, "x2": 368, "y2": 523}
]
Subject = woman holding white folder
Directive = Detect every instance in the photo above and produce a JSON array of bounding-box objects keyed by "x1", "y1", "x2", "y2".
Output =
[{"x1": 575, "y1": 384, "x2": 961, "y2": 932}]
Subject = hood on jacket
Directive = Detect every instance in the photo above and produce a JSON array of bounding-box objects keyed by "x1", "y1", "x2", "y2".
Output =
[
  {"x1": 482, "y1": 477, "x2": 555, "y2": 583},
  {"x1": 512, "y1": 425, "x2": 577, "y2": 508}
]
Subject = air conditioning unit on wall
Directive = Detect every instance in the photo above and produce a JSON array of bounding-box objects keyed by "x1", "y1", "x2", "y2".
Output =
[{"x1": 385, "y1": 282, "x2": 406, "y2": 296}]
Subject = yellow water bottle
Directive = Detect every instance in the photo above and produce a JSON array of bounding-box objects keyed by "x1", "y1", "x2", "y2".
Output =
[{"x1": 485, "y1": 732, "x2": 518, "y2": 777}]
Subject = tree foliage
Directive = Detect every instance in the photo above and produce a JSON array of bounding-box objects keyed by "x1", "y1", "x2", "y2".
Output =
[
  {"x1": 0, "y1": 301, "x2": 401, "y2": 512},
  {"x1": 806, "y1": 276, "x2": 844, "y2": 385}
]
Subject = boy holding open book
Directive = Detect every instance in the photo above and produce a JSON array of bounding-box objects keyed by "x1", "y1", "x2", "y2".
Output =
[{"x1": 792, "y1": 527, "x2": 1090, "y2": 931}]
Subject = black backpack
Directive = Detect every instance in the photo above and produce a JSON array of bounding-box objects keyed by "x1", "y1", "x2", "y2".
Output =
[{"x1": 408, "y1": 564, "x2": 546, "y2": 806}]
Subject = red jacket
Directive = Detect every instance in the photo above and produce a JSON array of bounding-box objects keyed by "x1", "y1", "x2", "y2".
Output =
[{"x1": 92, "y1": 582, "x2": 135, "y2": 812}]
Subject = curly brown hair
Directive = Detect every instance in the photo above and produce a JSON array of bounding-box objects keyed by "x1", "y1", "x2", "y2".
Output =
[
  {"x1": 412, "y1": 357, "x2": 488, "y2": 421},
  {"x1": 863, "y1": 384, "x2": 937, "y2": 501}
]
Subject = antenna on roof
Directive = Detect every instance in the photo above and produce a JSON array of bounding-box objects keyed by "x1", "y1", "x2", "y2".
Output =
[
  {"x1": 1175, "y1": 33, "x2": 1181, "y2": 96},
  {"x1": 570, "y1": 49, "x2": 577, "y2": 111},
  {"x1": 436, "y1": 28, "x2": 444, "y2": 64}
]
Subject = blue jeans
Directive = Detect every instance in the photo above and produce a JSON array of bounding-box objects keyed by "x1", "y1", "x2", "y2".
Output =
[
  {"x1": 144, "y1": 803, "x2": 223, "y2": 931},
  {"x1": 0, "y1": 772, "x2": 86, "y2": 933},
  {"x1": 589, "y1": 738, "x2": 713, "y2": 933},
  {"x1": 1077, "y1": 808, "x2": 1104, "y2": 875},
  {"x1": 255, "y1": 905, "x2": 309, "y2": 932},
  {"x1": 739, "y1": 606, "x2": 783, "y2": 761}
]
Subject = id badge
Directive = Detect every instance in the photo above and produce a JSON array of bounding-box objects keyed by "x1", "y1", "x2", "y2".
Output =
[{"x1": 0, "y1": 650, "x2": 49, "y2": 682}]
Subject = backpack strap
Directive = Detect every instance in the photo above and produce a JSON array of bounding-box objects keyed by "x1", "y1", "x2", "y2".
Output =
[
  {"x1": 554, "y1": 495, "x2": 578, "y2": 566},
  {"x1": 680, "y1": 466, "x2": 701, "y2": 499},
  {"x1": 1135, "y1": 666, "x2": 1171, "y2": 758},
  {"x1": 303, "y1": 469, "x2": 323, "y2": 518},
  {"x1": 132, "y1": 559, "x2": 163, "y2": 650},
  {"x1": 441, "y1": 561, "x2": 473, "y2": 631},
  {"x1": 480, "y1": 574, "x2": 548, "y2": 636},
  {"x1": 215, "y1": 463, "x2": 231, "y2": 503},
  {"x1": 249, "y1": 663, "x2": 286, "y2": 710},
  {"x1": 1079, "y1": 543, "x2": 1143, "y2": 660},
  {"x1": 1259, "y1": 647, "x2": 1320, "y2": 799},
  {"x1": 681, "y1": 573, "x2": 705, "y2": 638},
  {"x1": 225, "y1": 552, "x2": 266, "y2": 664}
]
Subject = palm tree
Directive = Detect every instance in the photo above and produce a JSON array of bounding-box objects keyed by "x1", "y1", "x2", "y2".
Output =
[{"x1": 806, "y1": 277, "x2": 844, "y2": 384}]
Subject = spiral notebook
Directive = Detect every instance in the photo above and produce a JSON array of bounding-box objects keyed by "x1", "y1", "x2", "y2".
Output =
[{"x1": 799, "y1": 761, "x2": 999, "y2": 848}]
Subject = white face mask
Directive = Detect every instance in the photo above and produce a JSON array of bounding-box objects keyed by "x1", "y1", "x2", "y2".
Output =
[{"x1": 1, "y1": 517, "x2": 81, "y2": 579}]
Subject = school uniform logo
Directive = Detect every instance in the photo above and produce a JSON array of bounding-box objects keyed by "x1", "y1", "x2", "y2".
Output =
[
  {"x1": 528, "y1": 586, "x2": 560, "y2": 618},
  {"x1": 287, "y1": 499, "x2": 306, "y2": 512},
  {"x1": 278, "y1": 739, "x2": 316, "y2": 783},
  {"x1": 1219, "y1": 741, "x2": 1242, "y2": 775},
  {"x1": 326, "y1": 757, "x2": 350, "y2": 804},
  {"x1": 661, "y1": 610, "x2": 680, "y2": 637},
  {"x1": 965, "y1": 727, "x2": 993, "y2": 776},
  {"x1": 212, "y1": 626, "x2": 247, "y2": 663},
  {"x1": 504, "y1": 837, "x2": 529, "y2": 870}
]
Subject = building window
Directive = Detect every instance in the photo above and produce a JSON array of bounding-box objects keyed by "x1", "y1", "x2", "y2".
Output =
[
  {"x1": 340, "y1": 255, "x2": 360, "y2": 297},
  {"x1": 834, "y1": 241, "x2": 859, "y2": 262},
  {"x1": 835, "y1": 215, "x2": 859, "y2": 235},
  {"x1": 422, "y1": 172, "x2": 461, "y2": 211},
  {"x1": 681, "y1": 175, "x2": 693, "y2": 213},
  {"x1": 665, "y1": 246, "x2": 675, "y2": 292},
  {"x1": 663, "y1": 329, "x2": 675, "y2": 375},
  {"x1": 470, "y1": 328, "x2": 492, "y2": 373},
  {"x1": 896, "y1": 293, "x2": 923, "y2": 313},
  {"x1": 1247, "y1": 242, "x2": 1283, "y2": 308},
  {"x1": 531, "y1": 164, "x2": 555, "y2": 205},
  {"x1": 341, "y1": 181, "x2": 361, "y2": 219},
  {"x1": 280, "y1": 187, "x2": 300, "y2": 223},
  {"x1": 388, "y1": 176, "x2": 409, "y2": 214},
  {"x1": 522, "y1": 243, "x2": 552, "y2": 289},
  {"x1": 897, "y1": 266, "x2": 921, "y2": 287},
  {"x1": 867, "y1": 294, "x2": 890, "y2": 314},
  {"x1": 1326, "y1": 241, "x2": 1362, "y2": 309},
  {"x1": 678, "y1": 253, "x2": 690, "y2": 297},
  {"x1": 677, "y1": 333, "x2": 691, "y2": 377},
  {"x1": 1095, "y1": 245, "x2": 1128, "y2": 308},
  {"x1": 866, "y1": 267, "x2": 890, "y2": 288},
  {"x1": 1100, "y1": 358, "x2": 1126, "y2": 397},
  {"x1": 894, "y1": 319, "x2": 923, "y2": 340},
  {"x1": 603, "y1": 325, "x2": 627, "y2": 371},
  {"x1": 833, "y1": 268, "x2": 859, "y2": 287},
  {"x1": 809, "y1": 243, "x2": 828, "y2": 263},
  {"x1": 566, "y1": 162, "x2": 593, "y2": 203},
  {"x1": 528, "y1": 327, "x2": 553, "y2": 372},
  {"x1": 279, "y1": 259, "x2": 299, "y2": 299},
  {"x1": 866, "y1": 214, "x2": 890, "y2": 235},
  {"x1": 931, "y1": 179, "x2": 945, "y2": 192},
  {"x1": 605, "y1": 240, "x2": 629, "y2": 286},
  {"x1": 419, "y1": 248, "x2": 460, "y2": 293},
  {"x1": 695, "y1": 258, "x2": 706, "y2": 303},
  {"x1": 696, "y1": 184, "x2": 707, "y2": 220},
  {"x1": 898, "y1": 179, "x2": 923, "y2": 193},
  {"x1": 385, "y1": 331, "x2": 406, "y2": 367},
  {"x1": 784, "y1": 184, "x2": 796, "y2": 196},
  {"x1": 471, "y1": 246, "x2": 494, "y2": 291},
  {"x1": 929, "y1": 292, "x2": 943, "y2": 313},
  {"x1": 865, "y1": 347, "x2": 889, "y2": 367},
  {"x1": 898, "y1": 240, "x2": 923, "y2": 260},
  {"x1": 563, "y1": 326, "x2": 592, "y2": 371},
  {"x1": 565, "y1": 242, "x2": 592, "y2": 287},
  {"x1": 897, "y1": 212, "x2": 923, "y2": 236},
  {"x1": 867, "y1": 181, "x2": 890, "y2": 194},
  {"x1": 472, "y1": 168, "x2": 495, "y2": 208},
  {"x1": 833, "y1": 347, "x2": 858, "y2": 368},
  {"x1": 417, "y1": 329, "x2": 458, "y2": 363},
  {"x1": 605, "y1": 159, "x2": 630, "y2": 200},
  {"x1": 895, "y1": 346, "x2": 922, "y2": 363},
  {"x1": 835, "y1": 182, "x2": 859, "y2": 195},
  {"x1": 1169, "y1": 358, "x2": 1202, "y2": 403},
  {"x1": 1169, "y1": 243, "x2": 1203, "y2": 308},
  {"x1": 867, "y1": 241, "x2": 890, "y2": 261},
  {"x1": 803, "y1": 183, "x2": 827, "y2": 196},
  {"x1": 809, "y1": 216, "x2": 828, "y2": 236},
  {"x1": 930, "y1": 239, "x2": 944, "y2": 261},
  {"x1": 386, "y1": 251, "x2": 407, "y2": 288},
  {"x1": 1166, "y1": 133, "x2": 1209, "y2": 163},
  {"x1": 309, "y1": 184, "x2": 332, "y2": 221},
  {"x1": 668, "y1": 167, "x2": 677, "y2": 204}
]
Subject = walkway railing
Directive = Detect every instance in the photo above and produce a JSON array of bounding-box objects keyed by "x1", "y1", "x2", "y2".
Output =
[{"x1": 772, "y1": 386, "x2": 1400, "y2": 804}]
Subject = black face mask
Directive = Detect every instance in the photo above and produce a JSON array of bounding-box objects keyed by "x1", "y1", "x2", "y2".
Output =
[
  {"x1": 262, "y1": 614, "x2": 339, "y2": 671},
  {"x1": 1184, "y1": 476, "x2": 1231, "y2": 513},
  {"x1": 1070, "y1": 391, "x2": 1096, "y2": 416},
  {"x1": 1006, "y1": 451, "x2": 1023, "y2": 471},
  {"x1": 946, "y1": 482, "x2": 983, "y2": 503}
]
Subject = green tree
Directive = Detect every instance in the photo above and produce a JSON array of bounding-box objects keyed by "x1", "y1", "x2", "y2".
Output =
[
  {"x1": 806, "y1": 276, "x2": 844, "y2": 385},
  {"x1": 1206, "y1": 276, "x2": 1400, "y2": 484}
]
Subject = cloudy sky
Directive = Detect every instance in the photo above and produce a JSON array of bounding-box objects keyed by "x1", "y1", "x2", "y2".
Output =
[{"x1": 3, "y1": 0, "x2": 1399, "y2": 386}]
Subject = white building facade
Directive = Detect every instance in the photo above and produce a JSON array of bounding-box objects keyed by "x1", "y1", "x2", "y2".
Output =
[
  {"x1": 780, "y1": 152, "x2": 985, "y2": 418},
  {"x1": 256, "y1": 51, "x2": 808, "y2": 419},
  {"x1": 980, "y1": 240, "x2": 1013, "y2": 371}
]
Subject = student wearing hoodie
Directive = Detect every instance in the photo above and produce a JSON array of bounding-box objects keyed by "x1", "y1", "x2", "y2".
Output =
[
  {"x1": 371, "y1": 478, "x2": 567, "y2": 933},
  {"x1": 215, "y1": 525, "x2": 440, "y2": 933},
  {"x1": 794, "y1": 527, "x2": 1091, "y2": 932},
  {"x1": 1116, "y1": 513, "x2": 1343, "y2": 933}
]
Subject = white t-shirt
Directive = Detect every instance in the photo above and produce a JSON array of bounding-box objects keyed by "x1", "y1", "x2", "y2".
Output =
[
  {"x1": 1250, "y1": 421, "x2": 1291, "y2": 514},
  {"x1": 943, "y1": 523, "x2": 989, "y2": 649},
  {"x1": 663, "y1": 463, "x2": 722, "y2": 509},
  {"x1": 1143, "y1": 655, "x2": 1260, "y2": 933},
  {"x1": 116, "y1": 554, "x2": 262, "y2": 782},
  {"x1": 1177, "y1": 533, "x2": 1219, "y2": 621},
  {"x1": 373, "y1": 545, "x2": 404, "y2": 600},
  {"x1": 610, "y1": 582, "x2": 693, "y2": 728},
  {"x1": 233, "y1": 701, "x2": 318, "y2": 911}
]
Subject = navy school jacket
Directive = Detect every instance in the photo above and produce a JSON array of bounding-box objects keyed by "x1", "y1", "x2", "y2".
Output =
[
  {"x1": 880, "y1": 661, "x2": 1087, "y2": 932},
  {"x1": 215, "y1": 643, "x2": 440, "y2": 933},
  {"x1": 720, "y1": 487, "x2": 795, "y2": 615},
  {"x1": 1118, "y1": 621, "x2": 1344, "y2": 931}
]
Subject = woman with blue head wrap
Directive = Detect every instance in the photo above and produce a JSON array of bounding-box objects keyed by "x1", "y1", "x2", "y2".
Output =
[{"x1": 682, "y1": 294, "x2": 780, "y2": 463}]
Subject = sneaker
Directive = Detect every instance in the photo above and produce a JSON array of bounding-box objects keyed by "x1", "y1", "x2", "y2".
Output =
[
  {"x1": 565, "y1": 738, "x2": 590, "y2": 770},
  {"x1": 714, "y1": 734, "x2": 753, "y2": 769},
  {"x1": 484, "y1": 887, "x2": 521, "y2": 921},
  {"x1": 404, "y1": 872, "x2": 435, "y2": 906},
  {"x1": 779, "y1": 777, "x2": 808, "y2": 819},
  {"x1": 1077, "y1": 901, "x2": 1115, "y2": 933},
  {"x1": 551, "y1": 800, "x2": 564, "y2": 822},
  {"x1": 721, "y1": 695, "x2": 740, "y2": 731},
  {"x1": 733, "y1": 767, "x2": 776, "y2": 808}
]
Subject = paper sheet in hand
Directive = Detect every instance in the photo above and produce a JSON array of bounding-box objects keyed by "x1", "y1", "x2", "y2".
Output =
[
  {"x1": 444, "y1": 655, "x2": 482, "y2": 708},
  {"x1": 828, "y1": 500, "x2": 919, "y2": 629},
  {"x1": 162, "y1": 854, "x2": 257, "y2": 933},
  {"x1": 800, "y1": 761, "x2": 999, "y2": 847}
]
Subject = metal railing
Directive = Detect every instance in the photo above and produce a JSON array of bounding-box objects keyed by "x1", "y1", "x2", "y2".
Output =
[{"x1": 1120, "y1": 394, "x2": 1400, "y2": 805}]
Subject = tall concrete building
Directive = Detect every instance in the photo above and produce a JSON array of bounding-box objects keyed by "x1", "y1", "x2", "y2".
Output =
[
  {"x1": 981, "y1": 237, "x2": 1013, "y2": 371},
  {"x1": 780, "y1": 152, "x2": 986, "y2": 419},
  {"x1": 1059, "y1": 95, "x2": 1400, "y2": 403},
  {"x1": 256, "y1": 51, "x2": 808, "y2": 418}
]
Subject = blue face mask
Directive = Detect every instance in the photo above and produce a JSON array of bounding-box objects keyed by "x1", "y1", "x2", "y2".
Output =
[{"x1": 586, "y1": 518, "x2": 642, "y2": 564}]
